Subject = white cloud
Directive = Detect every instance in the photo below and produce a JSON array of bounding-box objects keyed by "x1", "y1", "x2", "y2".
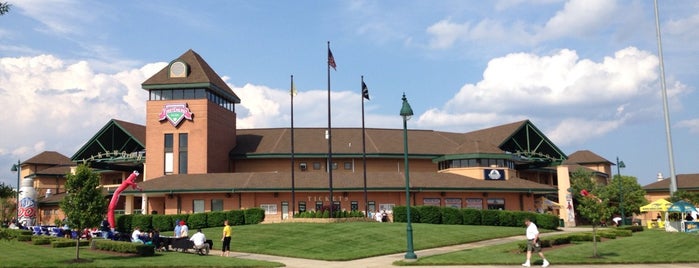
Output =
[
  {"x1": 547, "y1": 118, "x2": 623, "y2": 146},
  {"x1": 14, "y1": 0, "x2": 94, "y2": 35},
  {"x1": 677, "y1": 119, "x2": 699, "y2": 134},
  {"x1": 537, "y1": 0, "x2": 617, "y2": 40},
  {"x1": 0, "y1": 54, "x2": 159, "y2": 160},
  {"x1": 417, "y1": 46, "x2": 689, "y2": 145}
]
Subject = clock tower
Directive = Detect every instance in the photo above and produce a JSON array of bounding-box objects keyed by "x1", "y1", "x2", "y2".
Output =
[{"x1": 141, "y1": 49, "x2": 240, "y2": 180}]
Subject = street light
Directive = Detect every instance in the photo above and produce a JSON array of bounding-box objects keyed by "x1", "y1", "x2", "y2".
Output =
[
  {"x1": 616, "y1": 157, "x2": 626, "y2": 225},
  {"x1": 10, "y1": 160, "x2": 20, "y2": 222},
  {"x1": 400, "y1": 93, "x2": 417, "y2": 260}
]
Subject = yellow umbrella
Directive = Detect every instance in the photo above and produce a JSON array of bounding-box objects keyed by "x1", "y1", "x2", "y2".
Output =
[{"x1": 640, "y1": 199, "x2": 672, "y2": 212}]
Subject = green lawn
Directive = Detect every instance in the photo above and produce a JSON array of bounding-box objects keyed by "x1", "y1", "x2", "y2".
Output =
[
  {"x1": 216, "y1": 222, "x2": 528, "y2": 261},
  {"x1": 399, "y1": 229, "x2": 699, "y2": 266},
  {"x1": 0, "y1": 239, "x2": 283, "y2": 268}
]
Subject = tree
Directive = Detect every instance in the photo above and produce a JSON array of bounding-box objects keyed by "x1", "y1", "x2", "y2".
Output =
[
  {"x1": 602, "y1": 175, "x2": 647, "y2": 219},
  {"x1": 669, "y1": 190, "x2": 699, "y2": 204},
  {"x1": 60, "y1": 164, "x2": 107, "y2": 261},
  {"x1": 570, "y1": 168, "x2": 613, "y2": 258},
  {"x1": 0, "y1": 2, "x2": 10, "y2": 16},
  {"x1": 0, "y1": 182, "x2": 16, "y2": 224}
]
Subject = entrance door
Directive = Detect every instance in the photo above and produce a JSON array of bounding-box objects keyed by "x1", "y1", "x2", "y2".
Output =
[{"x1": 281, "y1": 201, "x2": 289, "y2": 220}]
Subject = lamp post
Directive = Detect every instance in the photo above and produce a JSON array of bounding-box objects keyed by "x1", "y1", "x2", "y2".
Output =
[
  {"x1": 400, "y1": 93, "x2": 417, "y2": 260},
  {"x1": 616, "y1": 157, "x2": 626, "y2": 225},
  {"x1": 11, "y1": 160, "x2": 20, "y2": 222}
]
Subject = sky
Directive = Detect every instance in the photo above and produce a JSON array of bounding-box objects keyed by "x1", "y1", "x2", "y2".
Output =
[{"x1": 0, "y1": 0, "x2": 698, "y2": 189}]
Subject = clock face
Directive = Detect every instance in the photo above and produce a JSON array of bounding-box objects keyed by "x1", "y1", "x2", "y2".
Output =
[{"x1": 170, "y1": 61, "x2": 187, "y2": 77}]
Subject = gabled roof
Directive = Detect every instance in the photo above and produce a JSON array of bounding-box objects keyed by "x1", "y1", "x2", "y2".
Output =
[
  {"x1": 564, "y1": 150, "x2": 612, "y2": 165},
  {"x1": 644, "y1": 174, "x2": 699, "y2": 192},
  {"x1": 141, "y1": 49, "x2": 240, "y2": 103},
  {"x1": 230, "y1": 120, "x2": 568, "y2": 165},
  {"x1": 231, "y1": 128, "x2": 457, "y2": 157},
  {"x1": 124, "y1": 171, "x2": 557, "y2": 194},
  {"x1": 71, "y1": 119, "x2": 146, "y2": 165},
  {"x1": 23, "y1": 151, "x2": 73, "y2": 166}
]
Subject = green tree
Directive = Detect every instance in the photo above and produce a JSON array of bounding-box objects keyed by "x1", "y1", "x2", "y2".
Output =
[
  {"x1": 602, "y1": 175, "x2": 647, "y2": 221},
  {"x1": 0, "y1": 2, "x2": 10, "y2": 15},
  {"x1": 570, "y1": 168, "x2": 613, "y2": 257},
  {"x1": 0, "y1": 182, "x2": 16, "y2": 224},
  {"x1": 60, "y1": 164, "x2": 107, "y2": 261},
  {"x1": 669, "y1": 190, "x2": 699, "y2": 204}
]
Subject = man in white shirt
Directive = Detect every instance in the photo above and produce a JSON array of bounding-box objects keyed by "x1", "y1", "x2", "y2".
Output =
[
  {"x1": 189, "y1": 228, "x2": 209, "y2": 255},
  {"x1": 523, "y1": 218, "x2": 549, "y2": 267}
]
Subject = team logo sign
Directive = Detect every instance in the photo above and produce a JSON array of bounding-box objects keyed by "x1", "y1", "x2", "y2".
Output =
[
  {"x1": 159, "y1": 103, "x2": 194, "y2": 127},
  {"x1": 484, "y1": 169, "x2": 504, "y2": 180}
]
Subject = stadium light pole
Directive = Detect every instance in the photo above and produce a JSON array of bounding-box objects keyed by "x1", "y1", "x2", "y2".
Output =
[
  {"x1": 616, "y1": 157, "x2": 626, "y2": 225},
  {"x1": 400, "y1": 93, "x2": 417, "y2": 260}
]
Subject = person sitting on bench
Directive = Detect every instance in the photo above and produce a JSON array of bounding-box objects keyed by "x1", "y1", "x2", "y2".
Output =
[{"x1": 189, "y1": 229, "x2": 209, "y2": 255}]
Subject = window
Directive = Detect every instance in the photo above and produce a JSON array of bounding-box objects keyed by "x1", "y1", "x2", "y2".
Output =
[
  {"x1": 315, "y1": 201, "x2": 323, "y2": 211},
  {"x1": 164, "y1": 134, "x2": 174, "y2": 174},
  {"x1": 344, "y1": 162, "x2": 352, "y2": 170},
  {"x1": 333, "y1": 201, "x2": 340, "y2": 212},
  {"x1": 313, "y1": 162, "x2": 321, "y2": 170},
  {"x1": 332, "y1": 162, "x2": 338, "y2": 170},
  {"x1": 368, "y1": 201, "x2": 376, "y2": 213},
  {"x1": 466, "y1": 198, "x2": 483, "y2": 209},
  {"x1": 299, "y1": 162, "x2": 307, "y2": 171},
  {"x1": 350, "y1": 201, "x2": 359, "y2": 211},
  {"x1": 487, "y1": 198, "x2": 505, "y2": 210},
  {"x1": 178, "y1": 133, "x2": 188, "y2": 174},
  {"x1": 260, "y1": 204, "x2": 277, "y2": 215},
  {"x1": 211, "y1": 199, "x2": 223, "y2": 211},
  {"x1": 423, "y1": 198, "x2": 441, "y2": 206},
  {"x1": 193, "y1": 199, "x2": 205, "y2": 213},
  {"x1": 445, "y1": 198, "x2": 462, "y2": 208},
  {"x1": 298, "y1": 201, "x2": 306, "y2": 213}
]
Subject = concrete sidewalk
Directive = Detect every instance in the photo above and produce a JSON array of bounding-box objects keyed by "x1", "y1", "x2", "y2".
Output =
[{"x1": 207, "y1": 227, "x2": 699, "y2": 268}]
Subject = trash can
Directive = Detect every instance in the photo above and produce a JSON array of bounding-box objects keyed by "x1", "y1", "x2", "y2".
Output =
[{"x1": 559, "y1": 219, "x2": 565, "y2": 227}]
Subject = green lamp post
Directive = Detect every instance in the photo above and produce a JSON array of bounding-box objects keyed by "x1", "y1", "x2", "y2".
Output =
[
  {"x1": 400, "y1": 93, "x2": 417, "y2": 260},
  {"x1": 616, "y1": 157, "x2": 626, "y2": 225}
]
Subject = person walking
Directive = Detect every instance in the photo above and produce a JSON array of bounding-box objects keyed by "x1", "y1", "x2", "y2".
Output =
[
  {"x1": 221, "y1": 220, "x2": 232, "y2": 257},
  {"x1": 523, "y1": 218, "x2": 549, "y2": 267}
]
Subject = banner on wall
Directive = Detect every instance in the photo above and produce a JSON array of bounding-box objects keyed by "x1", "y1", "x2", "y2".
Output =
[{"x1": 466, "y1": 198, "x2": 483, "y2": 209}]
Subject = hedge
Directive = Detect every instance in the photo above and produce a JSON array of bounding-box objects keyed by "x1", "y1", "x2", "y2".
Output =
[
  {"x1": 441, "y1": 207, "x2": 463, "y2": 225},
  {"x1": 244, "y1": 208, "x2": 265, "y2": 224},
  {"x1": 227, "y1": 210, "x2": 246, "y2": 226},
  {"x1": 207, "y1": 211, "x2": 227, "y2": 227},
  {"x1": 188, "y1": 213, "x2": 208, "y2": 229},
  {"x1": 131, "y1": 214, "x2": 153, "y2": 232},
  {"x1": 417, "y1": 206, "x2": 442, "y2": 224},
  {"x1": 151, "y1": 214, "x2": 172, "y2": 232},
  {"x1": 393, "y1": 206, "x2": 559, "y2": 230},
  {"x1": 94, "y1": 239, "x2": 155, "y2": 256},
  {"x1": 51, "y1": 239, "x2": 90, "y2": 248},
  {"x1": 462, "y1": 208, "x2": 482, "y2": 225}
]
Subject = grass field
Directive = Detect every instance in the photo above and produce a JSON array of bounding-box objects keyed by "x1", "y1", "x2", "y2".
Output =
[
  {"x1": 400, "y1": 229, "x2": 699, "y2": 266},
  {"x1": 6, "y1": 223, "x2": 696, "y2": 267}
]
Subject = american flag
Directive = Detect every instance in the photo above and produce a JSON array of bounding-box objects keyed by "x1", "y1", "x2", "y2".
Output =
[
  {"x1": 328, "y1": 48, "x2": 337, "y2": 70},
  {"x1": 362, "y1": 81, "x2": 370, "y2": 100}
]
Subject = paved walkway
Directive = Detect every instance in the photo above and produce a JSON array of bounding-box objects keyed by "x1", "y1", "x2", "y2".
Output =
[{"x1": 206, "y1": 228, "x2": 699, "y2": 268}]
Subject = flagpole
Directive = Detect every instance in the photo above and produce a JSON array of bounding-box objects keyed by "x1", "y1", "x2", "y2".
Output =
[
  {"x1": 327, "y1": 41, "x2": 334, "y2": 218},
  {"x1": 290, "y1": 75, "x2": 296, "y2": 218},
  {"x1": 653, "y1": 0, "x2": 678, "y2": 194},
  {"x1": 361, "y1": 76, "x2": 368, "y2": 218}
]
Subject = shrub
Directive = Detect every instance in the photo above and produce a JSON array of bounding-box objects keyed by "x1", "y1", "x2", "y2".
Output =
[
  {"x1": 244, "y1": 208, "x2": 265, "y2": 224},
  {"x1": 94, "y1": 239, "x2": 155, "y2": 256},
  {"x1": 481, "y1": 209, "x2": 499, "y2": 226},
  {"x1": 151, "y1": 214, "x2": 172, "y2": 232},
  {"x1": 392, "y1": 206, "x2": 420, "y2": 223},
  {"x1": 568, "y1": 233, "x2": 601, "y2": 242},
  {"x1": 417, "y1": 206, "x2": 442, "y2": 224},
  {"x1": 17, "y1": 235, "x2": 32, "y2": 242},
  {"x1": 441, "y1": 207, "x2": 463, "y2": 225},
  {"x1": 207, "y1": 211, "x2": 227, "y2": 227},
  {"x1": 534, "y1": 213, "x2": 560, "y2": 230},
  {"x1": 116, "y1": 214, "x2": 133, "y2": 233},
  {"x1": 131, "y1": 214, "x2": 153, "y2": 231},
  {"x1": 188, "y1": 213, "x2": 207, "y2": 229},
  {"x1": 497, "y1": 210, "x2": 516, "y2": 227},
  {"x1": 609, "y1": 228, "x2": 633, "y2": 237},
  {"x1": 462, "y1": 208, "x2": 482, "y2": 225},
  {"x1": 51, "y1": 239, "x2": 89, "y2": 248},
  {"x1": 599, "y1": 231, "x2": 617, "y2": 239},
  {"x1": 550, "y1": 236, "x2": 571, "y2": 245},
  {"x1": 228, "y1": 210, "x2": 245, "y2": 225},
  {"x1": 32, "y1": 237, "x2": 52, "y2": 245}
]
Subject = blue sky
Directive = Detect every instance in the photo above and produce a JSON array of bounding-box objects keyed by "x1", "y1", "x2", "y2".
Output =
[{"x1": 1, "y1": 0, "x2": 698, "y2": 189}]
